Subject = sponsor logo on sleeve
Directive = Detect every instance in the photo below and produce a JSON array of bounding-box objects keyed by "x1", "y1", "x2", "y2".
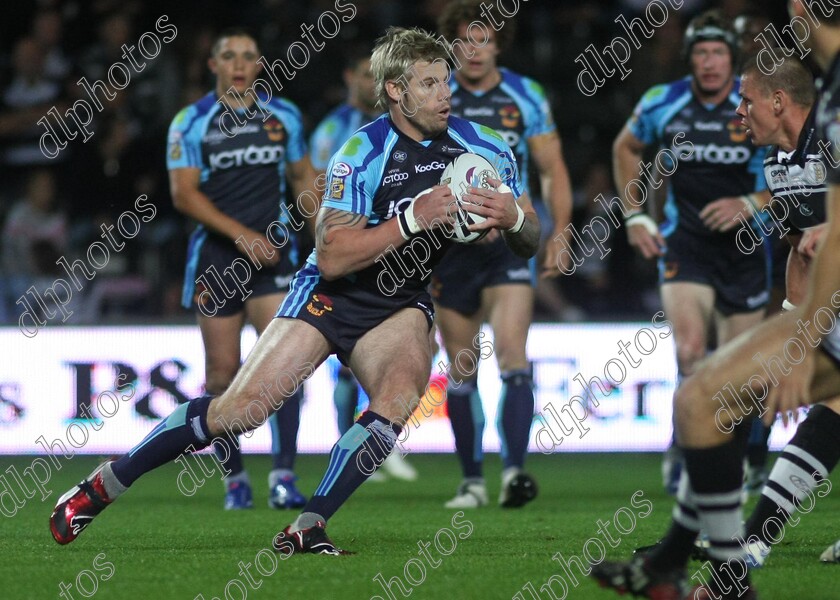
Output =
[{"x1": 332, "y1": 162, "x2": 352, "y2": 177}]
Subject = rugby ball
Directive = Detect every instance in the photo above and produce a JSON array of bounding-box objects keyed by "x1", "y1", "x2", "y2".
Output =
[{"x1": 440, "y1": 153, "x2": 500, "y2": 243}]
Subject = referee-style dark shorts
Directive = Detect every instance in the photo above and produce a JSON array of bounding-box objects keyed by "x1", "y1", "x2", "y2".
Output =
[
  {"x1": 182, "y1": 230, "x2": 298, "y2": 317},
  {"x1": 276, "y1": 262, "x2": 436, "y2": 365},
  {"x1": 658, "y1": 227, "x2": 771, "y2": 315},
  {"x1": 431, "y1": 236, "x2": 534, "y2": 316}
]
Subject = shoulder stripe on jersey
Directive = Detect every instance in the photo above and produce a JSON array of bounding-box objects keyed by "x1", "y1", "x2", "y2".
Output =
[
  {"x1": 654, "y1": 90, "x2": 693, "y2": 141},
  {"x1": 447, "y1": 117, "x2": 523, "y2": 198},
  {"x1": 353, "y1": 128, "x2": 396, "y2": 215},
  {"x1": 180, "y1": 94, "x2": 217, "y2": 137}
]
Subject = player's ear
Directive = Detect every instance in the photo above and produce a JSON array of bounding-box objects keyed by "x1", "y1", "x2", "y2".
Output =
[
  {"x1": 384, "y1": 79, "x2": 403, "y2": 104},
  {"x1": 787, "y1": 0, "x2": 804, "y2": 20},
  {"x1": 773, "y1": 89, "x2": 784, "y2": 113},
  {"x1": 208, "y1": 56, "x2": 218, "y2": 76}
]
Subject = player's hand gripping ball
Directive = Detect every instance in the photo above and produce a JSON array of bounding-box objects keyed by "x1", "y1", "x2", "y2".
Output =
[{"x1": 440, "y1": 153, "x2": 505, "y2": 244}]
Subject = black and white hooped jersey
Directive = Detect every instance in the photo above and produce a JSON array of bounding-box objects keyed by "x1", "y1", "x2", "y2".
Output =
[{"x1": 764, "y1": 106, "x2": 827, "y2": 232}]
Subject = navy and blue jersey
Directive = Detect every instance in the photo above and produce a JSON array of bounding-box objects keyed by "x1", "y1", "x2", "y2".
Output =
[
  {"x1": 166, "y1": 92, "x2": 307, "y2": 235},
  {"x1": 449, "y1": 67, "x2": 554, "y2": 198},
  {"x1": 309, "y1": 103, "x2": 380, "y2": 171},
  {"x1": 764, "y1": 105, "x2": 827, "y2": 232},
  {"x1": 629, "y1": 77, "x2": 768, "y2": 236},
  {"x1": 280, "y1": 114, "x2": 522, "y2": 311}
]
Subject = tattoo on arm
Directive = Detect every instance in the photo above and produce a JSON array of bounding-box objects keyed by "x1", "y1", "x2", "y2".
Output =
[
  {"x1": 316, "y1": 208, "x2": 366, "y2": 249},
  {"x1": 502, "y1": 214, "x2": 541, "y2": 258}
]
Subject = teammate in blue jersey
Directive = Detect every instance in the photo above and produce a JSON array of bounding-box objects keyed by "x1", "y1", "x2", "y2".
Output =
[
  {"x1": 432, "y1": 0, "x2": 573, "y2": 509},
  {"x1": 592, "y1": 5, "x2": 840, "y2": 597},
  {"x1": 310, "y1": 48, "x2": 418, "y2": 483},
  {"x1": 612, "y1": 10, "x2": 772, "y2": 494},
  {"x1": 166, "y1": 29, "x2": 316, "y2": 510},
  {"x1": 49, "y1": 26, "x2": 540, "y2": 554},
  {"x1": 310, "y1": 48, "x2": 380, "y2": 172}
]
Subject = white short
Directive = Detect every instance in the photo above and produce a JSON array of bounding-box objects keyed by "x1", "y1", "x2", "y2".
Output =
[{"x1": 823, "y1": 320, "x2": 840, "y2": 363}]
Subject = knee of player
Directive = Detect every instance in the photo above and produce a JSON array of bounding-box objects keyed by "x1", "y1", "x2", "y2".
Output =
[
  {"x1": 204, "y1": 356, "x2": 240, "y2": 394},
  {"x1": 492, "y1": 343, "x2": 527, "y2": 374},
  {"x1": 674, "y1": 376, "x2": 713, "y2": 426},
  {"x1": 204, "y1": 371, "x2": 236, "y2": 396},
  {"x1": 207, "y1": 393, "x2": 269, "y2": 437},
  {"x1": 445, "y1": 347, "x2": 482, "y2": 382},
  {"x1": 675, "y1": 339, "x2": 706, "y2": 376}
]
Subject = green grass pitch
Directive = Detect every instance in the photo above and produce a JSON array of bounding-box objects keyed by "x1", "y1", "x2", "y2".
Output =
[{"x1": 2, "y1": 453, "x2": 838, "y2": 599}]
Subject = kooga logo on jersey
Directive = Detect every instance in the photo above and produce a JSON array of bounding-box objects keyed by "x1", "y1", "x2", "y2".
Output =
[
  {"x1": 415, "y1": 161, "x2": 446, "y2": 173},
  {"x1": 209, "y1": 145, "x2": 284, "y2": 171},
  {"x1": 678, "y1": 143, "x2": 750, "y2": 165}
]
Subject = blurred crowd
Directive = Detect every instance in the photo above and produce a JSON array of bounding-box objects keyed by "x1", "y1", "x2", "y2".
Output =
[{"x1": 0, "y1": 0, "x2": 786, "y2": 325}]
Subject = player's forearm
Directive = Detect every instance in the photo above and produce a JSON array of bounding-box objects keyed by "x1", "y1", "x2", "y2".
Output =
[
  {"x1": 801, "y1": 230, "x2": 840, "y2": 324},
  {"x1": 316, "y1": 215, "x2": 408, "y2": 280},
  {"x1": 172, "y1": 188, "x2": 249, "y2": 241},
  {"x1": 502, "y1": 212, "x2": 540, "y2": 258},
  {"x1": 612, "y1": 136, "x2": 646, "y2": 215},
  {"x1": 747, "y1": 190, "x2": 771, "y2": 210},
  {"x1": 289, "y1": 160, "x2": 321, "y2": 237},
  {"x1": 530, "y1": 133, "x2": 573, "y2": 236},
  {"x1": 801, "y1": 189, "x2": 840, "y2": 337},
  {"x1": 785, "y1": 243, "x2": 809, "y2": 306},
  {"x1": 543, "y1": 164, "x2": 573, "y2": 237}
]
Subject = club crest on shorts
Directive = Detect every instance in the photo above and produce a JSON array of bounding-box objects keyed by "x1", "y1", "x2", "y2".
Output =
[{"x1": 306, "y1": 294, "x2": 334, "y2": 317}]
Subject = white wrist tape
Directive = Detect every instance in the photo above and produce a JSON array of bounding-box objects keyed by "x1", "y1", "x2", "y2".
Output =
[
  {"x1": 624, "y1": 213, "x2": 658, "y2": 236},
  {"x1": 507, "y1": 202, "x2": 526, "y2": 234},
  {"x1": 782, "y1": 299, "x2": 797, "y2": 312},
  {"x1": 740, "y1": 194, "x2": 757, "y2": 215},
  {"x1": 397, "y1": 188, "x2": 432, "y2": 240}
]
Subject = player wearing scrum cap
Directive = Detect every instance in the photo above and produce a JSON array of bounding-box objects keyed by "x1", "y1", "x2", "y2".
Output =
[
  {"x1": 591, "y1": 2, "x2": 840, "y2": 596},
  {"x1": 633, "y1": 54, "x2": 838, "y2": 573},
  {"x1": 612, "y1": 9, "x2": 772, "y2": 495}
]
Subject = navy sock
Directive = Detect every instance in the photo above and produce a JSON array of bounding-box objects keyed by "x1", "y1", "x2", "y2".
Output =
[
  {"x1": 333, "y1": 367, "x2": 359, "y2": 435},
  {"x1": 304, "y1": 411, "x2": 400, "y2": 520},
  {"x1": 746, "y1": 418, "x2": 772, "y2": 469},
  {"x1": 214, "y1": 430, "x2": 244, "y2": 478},
  {"x1": 269, "y1": 387, "x2": 302, "y2": 470},
  {"x1": 497, "y1": 369, "x2": 534, "y2": 469},
  {"x1": 111, "y1": 395, "x2": 214, "y2": 487},
  {"x1": 446, "y1": 380, "x2": 484, "y2": 478}
]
